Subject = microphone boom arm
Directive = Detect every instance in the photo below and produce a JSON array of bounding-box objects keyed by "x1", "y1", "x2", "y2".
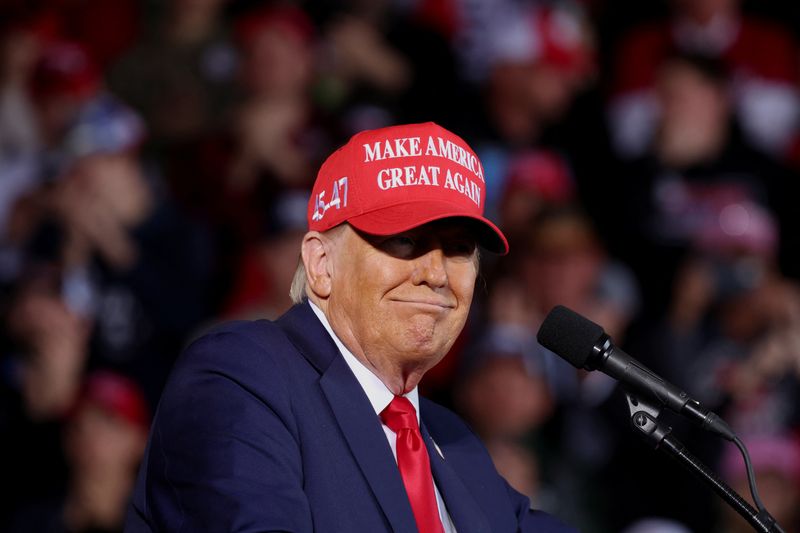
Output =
[{"x1": 624, "y1": 389, "x2": 783, "y2": 533}]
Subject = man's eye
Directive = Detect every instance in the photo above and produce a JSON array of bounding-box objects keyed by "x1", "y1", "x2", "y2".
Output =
[
  {"x1": 383, "y1": 235, "x2": 416, "y2": 255},
  {"x1": 444, "y1": 239, "x2": 476, "y2": 257}
]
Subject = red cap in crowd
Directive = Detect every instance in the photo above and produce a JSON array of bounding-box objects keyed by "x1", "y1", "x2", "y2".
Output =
[
  {"x1": 72, "y1": 371, "x2": 150, "y2": 431},
  {"x1": 489, "y1": 3, "x2": 594, "y2": 77},
  {"x1": 531, "y1": 6, "x2": 594, "y2": 76},
  {"x1": 307, "y1": 122, "x2": 508, "y2": 254},
  {"x1": 234, "y1": 5, "x2": 315, "y2": 50},
  {"x1": 30, "y1": 40, "x2": 100, "y2": 102},
  {"x1": 504, "y1": 150, "x2": 575, "y2": 204}
]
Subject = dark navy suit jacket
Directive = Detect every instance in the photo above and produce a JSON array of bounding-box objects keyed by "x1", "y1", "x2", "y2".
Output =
[{"x1": 126, "y1": 302, "x2": 577, "y2": 532}]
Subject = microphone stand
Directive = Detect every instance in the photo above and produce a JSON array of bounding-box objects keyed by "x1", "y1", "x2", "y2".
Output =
[{"x1": 623, "y1": 390, "x2": 784, "y2": 533}]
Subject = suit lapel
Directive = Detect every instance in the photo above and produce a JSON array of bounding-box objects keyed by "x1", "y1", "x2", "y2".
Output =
[
  {"x1": 319, "y1": 356, "x2": 419, "y2": 533},
  {"x1": 421, "y1": 424, "x2": 492, "y2": 533},
  {"x1": 278, "y1": 303, "x2": 418, "y2": 532}
]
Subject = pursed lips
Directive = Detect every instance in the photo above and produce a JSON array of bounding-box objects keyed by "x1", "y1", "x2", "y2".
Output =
[{"x1": 389, "y1": 298, "x2": 455, "y2": 310}]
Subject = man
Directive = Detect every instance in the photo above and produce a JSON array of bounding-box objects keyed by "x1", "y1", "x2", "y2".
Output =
[{"x1": 126, "y1": 122, "x2": 576, "y2": 532}]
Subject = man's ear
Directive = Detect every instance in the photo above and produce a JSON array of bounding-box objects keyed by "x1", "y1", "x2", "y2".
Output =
[{"x1": 301, "y1": 231, "x2": 332, "y2": 298}]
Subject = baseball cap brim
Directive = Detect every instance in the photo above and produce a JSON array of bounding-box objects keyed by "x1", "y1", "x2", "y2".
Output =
[{"x1": 346, "y1": 200, "x2": 509, "y2": 255}]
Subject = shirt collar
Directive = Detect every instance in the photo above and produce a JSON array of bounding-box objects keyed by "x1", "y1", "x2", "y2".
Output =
[{"x1": 308, "y1": 300, "x2": 420, "y2": 422}]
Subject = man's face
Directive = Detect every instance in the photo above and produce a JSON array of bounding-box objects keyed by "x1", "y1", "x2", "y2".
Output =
[{"x1": 326, "y1": 220, "x2": 478, "y2": 389}]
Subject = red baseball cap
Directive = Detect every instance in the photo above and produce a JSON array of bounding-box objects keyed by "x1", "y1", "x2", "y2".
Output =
[
  {"x1": 504, "y1": 149, "x2": 575, "y2": 203},
  {"x1": 71, "y1": 371, "x2": 150, "y2": 431},
  {"x1": 234, "y1": 5, "x2": 315, "y2": 50},
  {"x1": 488, "y1": 4, "x2": 594, "y2": 78},
  {"x1": 307, "y1": 122, "x2": 508, "y2": 254},
  {"x1": 30, "y1": 40, "x2": 100, "y2": 102}
]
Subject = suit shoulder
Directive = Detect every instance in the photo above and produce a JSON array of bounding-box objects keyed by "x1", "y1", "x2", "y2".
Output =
[
  {"x1": 180, "y1": 318, "x2": 293, "y2": 367},
  {"x1": 192, "y1": 317, "x2": 286, "y2": 348},
  {"x1": 162, "y1": 318, "x2": 306, "y2": 404}
]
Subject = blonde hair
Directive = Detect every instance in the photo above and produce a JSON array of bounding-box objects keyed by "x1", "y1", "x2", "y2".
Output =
[{"x1": 289, "y1": 259, "x2": 308, "y2": 304}]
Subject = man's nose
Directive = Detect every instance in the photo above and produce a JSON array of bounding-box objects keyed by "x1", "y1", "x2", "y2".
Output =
[{"x1": 412, "y1": 247, "x2": 448, "y2": 288}]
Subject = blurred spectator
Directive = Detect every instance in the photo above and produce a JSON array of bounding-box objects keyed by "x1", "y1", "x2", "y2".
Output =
[
  {"x1": 30, "y1": 40, "x2": 103, "y2": 151},
  {"x1": 431, "y1": 0, "x2": 591, "y2": 88},
  {"x1": 53, "y1": 153, "x2": 212, "y2": 395},
  {"x1": 1, "y1": 40, "x2": 145, "y2": 281},
  {"x1": 5, "y1": 147, "x2": 213, "y2": 404},
  {"x1": 1, "y1": 40, "x2": 94, "y2": 265},
  {"x1": 614, "y1": 51, "x2": 800, "y2": 314},
  {"x1": 467, "y1": 1, "x2": 605, "y2": 225},
  {"x1": 0, "y1": 11, "x2": 57, "y2": 159},
  {"x1": 314, "y1": 0, "x2": 461, "y2": 131},
  {"x1": 54, "y1": 152, "x2": 156, "y2": 272},
  {"x1": 453, "y1": 324, "x2": 561, "y2": 514},
  {"x1": 319, "y1": 9, "x2": 411, "y2": 113},
  {"x1": 414, "y1": 0, "x2": 495, "y2": 84},
  {"x1": 612, "y1": 198, "x2": 800, "y2": 531},
  {"x1": 483, "y1": 1, "x2": 594, "y2": 146},
  {"x1": 236, "y1": 5, "x2": 314, "y2": 99},
  {"x1": 0, "y1": 39, "x2": 153, "y2": 527},
  {"x1": 478, "y1": 207, "x2": 639, "y2": 531},
  {"x1": 8, "y1": 371, "x2": 149, "y2": 533},
  {"x1": 158, "y1": 6, "x2": 325, "y2": 308},
  {"x1": 497, "y1": 149, "x2": 576, "y2": 241},
  {"x1": 221, "y1": 189, "x2": 308, "y2": 320},
  {"x1": 162, "y1": 6, "x2": 315, "y2": 219},
  {"x1": 28, "y1": 40, "x2": 144, "y2": 171},
  {"x1": 6, "y1": 269, "x2": 90, "y2": 421},
  {"x1": 493, "y1": 207, "x2": 638, "y2": 340},
  {"x1": 456, "y1": 327, "x2": 555, "y2": 441},
  {"x1": 0, "y1": 143, "x2": 201, "y2": 517},
  {"x1": 1, "y1": 267, "x2": 88, "y2": 527},
  {"x1": 608, "y1": 0, "x2": 800, "y2": 159},
  {"x1": 109, "y1": 0, "x2": 237, "y2": 144},
  {"x1": 648, "y1": 203, "x2": 800, "y2": 437},
  {"x1": 230, "y1": 5, "x2": 317, "y2": 190}
]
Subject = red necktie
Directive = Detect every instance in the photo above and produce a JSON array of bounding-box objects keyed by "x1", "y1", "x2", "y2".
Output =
[{"x1": 380, "y1": 396, "x2": 445, "y2": 533}]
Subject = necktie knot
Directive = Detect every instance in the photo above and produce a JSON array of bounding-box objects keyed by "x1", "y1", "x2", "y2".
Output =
[{"x1": 380, "y1": 395, "x2": 419, "y2": 433}]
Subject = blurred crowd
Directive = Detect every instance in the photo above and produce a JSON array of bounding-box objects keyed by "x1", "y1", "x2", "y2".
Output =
[{"x1": 2, "y1": 0, "x2": 800, "y2": 532}]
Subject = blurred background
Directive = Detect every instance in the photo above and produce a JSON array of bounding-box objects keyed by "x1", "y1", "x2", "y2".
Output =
[{"x1": 2, "y1": 0, "x2": 800, "y2": 531}]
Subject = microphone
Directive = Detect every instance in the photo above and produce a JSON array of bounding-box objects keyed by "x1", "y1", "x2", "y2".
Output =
[{"x1": 537, "y1": 305, "x2": 735, "y2": 441}]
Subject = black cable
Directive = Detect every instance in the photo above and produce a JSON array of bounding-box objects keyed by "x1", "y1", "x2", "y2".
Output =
[
  {"x1": 733, "y1": 435, "x2": 767, "y2": 513},
  {"x1": 732, "y1": 434, "x2": 789, "y2": 532}
]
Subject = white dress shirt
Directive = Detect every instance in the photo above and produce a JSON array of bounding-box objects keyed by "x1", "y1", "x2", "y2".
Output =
[{"x1": 309, "y1": 301, "x2": 457, "y2": 532}]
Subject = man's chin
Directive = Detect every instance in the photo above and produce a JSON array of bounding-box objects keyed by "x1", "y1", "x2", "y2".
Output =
[{"x1": 400, "y1": 331, "x2": 455, "y2": 365}]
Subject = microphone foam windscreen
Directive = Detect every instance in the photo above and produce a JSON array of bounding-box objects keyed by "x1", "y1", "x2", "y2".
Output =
[{"x1": 537, "y1": 305, "x2": 605, "y2": 368}]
